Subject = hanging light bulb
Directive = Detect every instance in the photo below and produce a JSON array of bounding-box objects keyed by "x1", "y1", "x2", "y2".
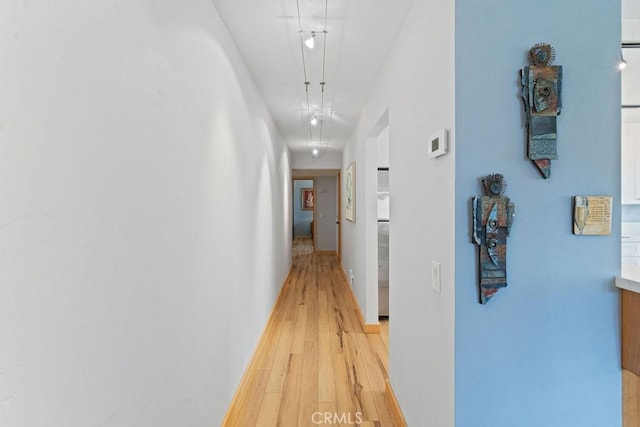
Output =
[
  {"x1": 305, "y1": 32, "x2": 316, "y2": 49},
  {"x1": 312, "y1": 148, "x2": 319, "y2": 156},
  {"x1": 310, "y1": 117, "x2": 318, "y2": 126}
]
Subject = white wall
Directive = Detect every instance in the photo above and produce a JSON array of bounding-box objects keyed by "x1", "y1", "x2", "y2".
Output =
[
  {"x1": 315, "y1": 176, "x2": 338, "y2": 251},
  {"x1": 341, "y1": 0, "x2": 455, "y2": 425},
  {"x1": 291, "y1": 150, "x2": 342, "y2": 169},
  {"x1": 0, "y1": 1, "x2": 291, "y2": 426}
]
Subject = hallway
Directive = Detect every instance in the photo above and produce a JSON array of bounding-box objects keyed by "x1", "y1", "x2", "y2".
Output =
[{"x1": 224, "y1": 239, "x2": 402, "y2": 426}]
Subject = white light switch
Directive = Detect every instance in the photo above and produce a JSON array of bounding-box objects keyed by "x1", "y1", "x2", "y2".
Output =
[{"x1": 431, "y1": 261, "x2": 441, "y2": 293}]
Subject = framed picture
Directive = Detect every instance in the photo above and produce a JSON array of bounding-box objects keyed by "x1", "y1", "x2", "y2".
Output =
[
  {"x1": 573, "y1": 195, "x2": 612, "y2": 236},
  {"x1": 428, "y1": 129, "x2": 448, "y2": 159},
  {"x1": 345, "y1": 162, "x2": 355, "y2": 222},
  {"x1": 301, "y1": 187, "x2": 314, "y2": 210}
]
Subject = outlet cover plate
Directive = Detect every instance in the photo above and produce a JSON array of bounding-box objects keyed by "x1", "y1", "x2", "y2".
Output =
[{"x1": 431, "y1": 261, "x2": 441, "y2": 293}]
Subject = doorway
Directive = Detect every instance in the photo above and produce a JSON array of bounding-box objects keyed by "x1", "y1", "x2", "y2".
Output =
[
  {"x1": 293, "y1": 179, "x2": 314, "y2": 251},
  {"x1": 292, "y1": 170, "x2": 342, "y2": 258},
  {"x1": 364, "y1": 110, "x2": 390, "y2": 328},
  {"x1": 621, "y1": 40, "x2": 640, "y2": 425},
  {"x1": 377, "y1": 126, "x2": 390, "y2": 324},
  {"x1": 363, "y1": 111, "x2": 390, "y2": 355}
]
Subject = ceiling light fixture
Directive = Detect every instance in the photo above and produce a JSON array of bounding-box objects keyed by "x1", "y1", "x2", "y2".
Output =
[
  {"x1": 296, "y1": 0, "x2": 330, "y2": 153},
  {"x1": 620, "y1": 56, "x2": 628, "y2": 71},
  {"x1": 304, "y1": 33, "x2": 316, "y2": 49},
  {"x1": 304, "y1": 30, "x2": 328, "y2": 50}
]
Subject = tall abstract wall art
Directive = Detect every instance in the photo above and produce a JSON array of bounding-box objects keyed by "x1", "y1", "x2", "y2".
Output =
[
  {"x1": 345, "y1": 162, "x2": 355, "y2": 222},
  {"x1": 521, "y1": 43, "x2": 562, "y2": 179},
  {"x1": 472, "y1": 174, "x2": 515, "y2": 304}
]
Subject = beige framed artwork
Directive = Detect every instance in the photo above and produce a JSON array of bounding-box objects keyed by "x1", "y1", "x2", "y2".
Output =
[
  {"x1": 573, "y1": 195, "x2": 612, "y2": 235},
  {"x1": 345, "y1": 162, "x2": 355, "y2": 222},
  {"x1": 301, "y1": 187, "x2": 314, "y2": 210}
]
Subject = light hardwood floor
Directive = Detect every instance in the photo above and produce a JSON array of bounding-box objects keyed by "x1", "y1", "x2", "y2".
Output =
[
  {"x1": 624, "y1": 369, "x2": 640, "y2": 427},
  {"x1": 225, "y1": 238, "x2": 401, "y2": 426}
]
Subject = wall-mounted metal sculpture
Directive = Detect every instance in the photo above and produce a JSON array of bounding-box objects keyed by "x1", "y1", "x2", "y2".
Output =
[
  {"x1": 472, "y1": 174, "x2": 515, "y2": 304},
  {"x1": 521, "y1": 43, "x2": 562, "y2": 179}
]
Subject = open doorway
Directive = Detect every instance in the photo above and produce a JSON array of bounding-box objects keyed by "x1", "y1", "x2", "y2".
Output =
[
  {"x1": 292, "y1": 170, "x2": 342, "y2": 259},
  {"x1": 293, "y1": 179, "x2": 314, "y2": 253},
  {"x1": 364, "y1": 110, "x2": 390, "y2": 337},
  {"x1": 377, "y1": 126, "x2": 390, "y2": 333},
  {"x1": 621, "y1": 39, "x2": 640, "y2": 424}
]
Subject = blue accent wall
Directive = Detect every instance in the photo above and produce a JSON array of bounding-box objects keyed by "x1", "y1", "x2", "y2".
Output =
[
  {"x1": 455, "y1": 1, "x2": 621, "y2": 426},
  {"x1": 293, "y1": 180, "x2": 313, "y2": 237}
]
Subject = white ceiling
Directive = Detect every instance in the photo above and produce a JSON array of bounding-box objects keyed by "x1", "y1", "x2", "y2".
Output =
[{"x1": 211, "y1": 0, "x2": 414, "y2": 153}]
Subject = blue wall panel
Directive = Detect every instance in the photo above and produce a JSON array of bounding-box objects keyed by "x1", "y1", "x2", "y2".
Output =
[{"x1": 455, "y1": 1, "x2": 622, "y2": 425}]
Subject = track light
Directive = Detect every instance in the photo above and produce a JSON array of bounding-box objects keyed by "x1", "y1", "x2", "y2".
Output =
[
  {"x1": 304, "y1": 30, "x2": 328, "y2": 50},
  {"x1": 296, "y1": 0, "x2": 330, "y2": 154},
  {"x1": 305, "y1": 33, "x2": 316, "y2": 49}
]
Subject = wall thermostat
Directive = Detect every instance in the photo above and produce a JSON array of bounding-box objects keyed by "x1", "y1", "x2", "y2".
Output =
[{"x1": 428, "y1": 129, "x2": 448, "y2": 159}]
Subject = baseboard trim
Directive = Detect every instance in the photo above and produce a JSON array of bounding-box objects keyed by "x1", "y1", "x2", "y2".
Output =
[
  {"x1": 385, "y1": 379, "x2": 408, "y2": 427},
  {"x1": 314, "y1": 250, "x2": 338, "y2": 256},
  {"x1": 339, "y1": 267, "x2": 380, "y2": 335},
  {"x1": 221, "y1": 269, "x2": 293, "y2": 426}
]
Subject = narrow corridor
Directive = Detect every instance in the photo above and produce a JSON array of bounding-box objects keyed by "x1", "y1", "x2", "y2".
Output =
[{"x1": 224, "y1": 238, "x2": 402, "y2": 426}]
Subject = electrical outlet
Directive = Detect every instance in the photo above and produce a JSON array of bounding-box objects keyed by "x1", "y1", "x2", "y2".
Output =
[{"x1": 431, "y1": 261, "x2": 441, "y2": 293}]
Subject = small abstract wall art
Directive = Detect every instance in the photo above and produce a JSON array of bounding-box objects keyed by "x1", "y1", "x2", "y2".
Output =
[
  {"x1": 573, "y1": 195, "x2": 612, "y2": 236},
  {"x1": 345, "y1": 162, "x2": 356, "y2": 222},
  {"x1": 521, "y1": 43, "x2": 562, "y2": 179},
  {"x1": 472, "y1": 174, "x2": 515, "y2": 304},
  {"x1": 301, "y1": 187, "x2": 314, "y2": 210}
]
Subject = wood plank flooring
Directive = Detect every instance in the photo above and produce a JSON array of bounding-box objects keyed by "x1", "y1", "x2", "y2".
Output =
[
  {"x1": 227, "y1": 238, "x2": 399, "y2": 426},
  {"x1": 624, "y1": 369, "x2": 640, "y2": 427}
]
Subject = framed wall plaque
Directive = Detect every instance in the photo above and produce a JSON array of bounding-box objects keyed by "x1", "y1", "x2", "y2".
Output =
[{"x1": 573, "y1": 195, "x2": 612, "y2": 236}]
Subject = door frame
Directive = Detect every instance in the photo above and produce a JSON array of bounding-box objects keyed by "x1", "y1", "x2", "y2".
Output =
[
  {"x1": 292, "y1": 169, "x2": 342, "y2": 258},
  {"x1": 337, "y1": 171, "x2": 342, "y2": 263}
]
